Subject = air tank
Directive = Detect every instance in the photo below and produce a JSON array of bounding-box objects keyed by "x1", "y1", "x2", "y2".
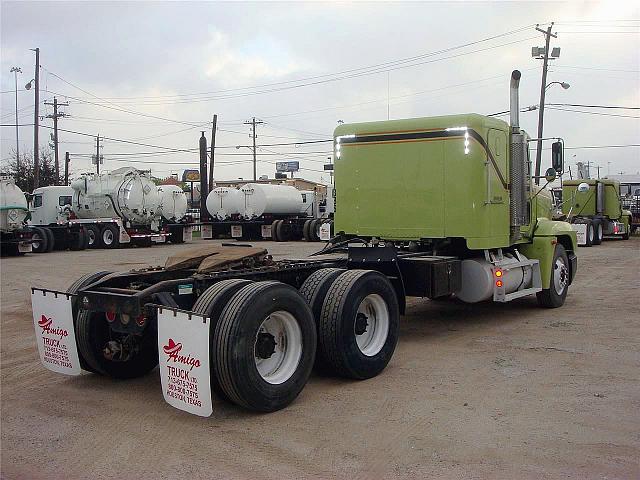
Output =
[
  {"x1": 0, "y1": 176, "x2": 28, "y2": 232},
  {"x1": 455, "y1": 253, "x2": 533, "y2": 303},
  {"x1": 206, "y1": 186, "x2": 243, "y2": 220},
  {"x1": 240, "y1": 183, "x2": 307, "y2": 219},
  {"x1": 70, "y1": 167, "x2": 161, "y2": 225},
  {"x1": 157, "y1": 185, "x2": 188, "y2": 222}
]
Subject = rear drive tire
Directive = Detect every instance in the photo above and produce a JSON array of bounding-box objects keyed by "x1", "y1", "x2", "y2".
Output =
[
  {"x1": 592, "y1": 220, "x2": 603, "y2": 245},
  {"x1": 67, "y1": 271, "x2": 113, "y2": 374},
  {"x1": 275, "y1": 220, "x2": 288, "y2": 242},
  {"x1": 43, "y1": 228, "x2": 55, "y2": 252},
  {"x1": 270, "y1": 220, "x2": 280, "y2": 241},
  {"x1": 536, "y1": 244, "x2": 570, "y2": 308},
  {"x1": 101, "y1": 224, "x2": 120, "y2": 248},
  {"x1": 584, "y1": 220, "x2": 594, "y2": 247},
  {"x1": 191, "y1": 279, "x2": 254, "y2": 402},
  {"x1": 214, "y1": 281, "x2": 316, "y2": 412},
  {"x1": 303, "y1": 219, "x2": 312, "y2": 242},
  {"x1": 319, "y1": 270, "x2": 399, "y2": 379},
  {"x1": 31, "y1": 227, "x2": 49, "y2": 253},
  {"x1": 299, "y1": 268, "x2": 346, "y2": 370},
  {"x1": 69, "y1": 227, "x2": 87, "y2": 251},
  {"x1": 85, "y1": 225, "x2": 101, "y2": 249},
  {"x1": 76, "y1": 309, "x2": 159, "y2": 378}
]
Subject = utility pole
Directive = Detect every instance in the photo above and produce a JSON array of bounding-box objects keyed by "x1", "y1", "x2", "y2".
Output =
[
  {"x1": 44, "y1": 97, "x2": 69, "y2": 184},
  {"x1": 533, "y1": 23, "x2": 558, "y2": 184},
  {"x1": 209, "y1": 114, "x2": 217, "y2": 191},
  {"x1": 199, "y1": 132, "x2": 209, "y2": 221},
  {"x1": 95, "y1": 135, "x2": 101, "y2": 174},
  {"x1": 244, "y1": 117, "x2": 263, "y2": 181},
  {"x1": 64, "y1": 151, "x2": 70, "y2": 186},
  {"x1": 10, "y1": 66, "x2": 21, "y2": 162},
  {"x1": 32, "y1": 48, "x2": 40, "y2": 188}
]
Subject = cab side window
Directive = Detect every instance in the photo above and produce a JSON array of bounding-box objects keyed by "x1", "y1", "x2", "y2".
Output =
[
  {"x1": 33, "y1": 194, "x2": 43, "y2": 208},
  {"x1": 59, "y1": 195, "x2": 72, "y2": 206}
]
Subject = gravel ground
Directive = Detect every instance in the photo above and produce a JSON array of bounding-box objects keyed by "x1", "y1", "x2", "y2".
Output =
[{"x1": 1, "y1": 237, "x2": 639, "y2": 479}]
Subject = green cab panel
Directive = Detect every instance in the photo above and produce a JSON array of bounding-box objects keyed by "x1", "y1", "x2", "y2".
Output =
[
  {"x1": 334, "y1": 114, "x2": 512, "y2": 249},
  {"x1": 562, "y1": 179, "x2": 623, "y2": 220}
]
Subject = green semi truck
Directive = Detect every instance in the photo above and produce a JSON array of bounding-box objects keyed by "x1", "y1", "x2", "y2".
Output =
[
  {"x1": 560, "y1": 178, "x2": 632, "y2": 246},
  {"x1": 30, "y1": 70, "x2": 578, "y2": 415}
]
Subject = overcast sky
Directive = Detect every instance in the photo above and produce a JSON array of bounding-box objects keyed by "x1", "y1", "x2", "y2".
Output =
[{"x1": 1, "y1": 1, "x2": 638, "y2": 185}]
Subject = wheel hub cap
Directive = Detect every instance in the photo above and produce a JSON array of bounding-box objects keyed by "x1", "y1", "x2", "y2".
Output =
[
  {"x1": 354, "y1": 312, "x2": 369, "y2": 335},
  {"x1": 255, "y1": 332, "x2": 277, "y2": 359}
]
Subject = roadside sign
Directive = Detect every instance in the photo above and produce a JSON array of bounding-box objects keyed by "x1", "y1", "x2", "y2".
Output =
[
  {"x1": 157, "y1": 307, "x2": 213, "y2": 417},
  {"x1": 276, "y1": 161, "x2": 299, "y2": 173},
  {"x1": 182, "y1": 169, "x2": 200, "y2": 182},
  {"x1": 31, "y1": 289, "x2": 81, "y2": 375}
]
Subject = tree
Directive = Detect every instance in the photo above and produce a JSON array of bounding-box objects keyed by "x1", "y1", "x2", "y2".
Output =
[{"x1": 1, "y1": 149, "x2": 63, "y2": 193}]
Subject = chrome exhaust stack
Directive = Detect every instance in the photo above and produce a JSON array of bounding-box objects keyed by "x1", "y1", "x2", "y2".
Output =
[{"x1": 510, "y1": 70, "x2": 521, "y2": 132}]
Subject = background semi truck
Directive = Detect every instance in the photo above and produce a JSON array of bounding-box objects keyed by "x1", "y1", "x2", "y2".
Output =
[
  {"x1": 0, "y1": 175, "x2": 33, "y2": 255},
  {"x1": 28, "y1": 168, "x2": 191, "y2": 251},
  {"x1": 203, "y1": 183, "x2": 333, "y2": 241},
  {"x1": 560, "y1": 178, "x2": 632, "y2": 246},
  {"x1": 31, "y1": 70, "x2": 578, "y2": 415}
]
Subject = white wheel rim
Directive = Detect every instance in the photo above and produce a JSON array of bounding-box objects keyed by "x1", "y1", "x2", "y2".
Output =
[
  {"x1": 598, "y1": 225, "x2": 603, "y2": 241},
  {"x1": 32, "y1": 233, "x2": 43, "y2": 249},
  {"x1": 589, "y1": 226, "x2": 594, "y2": 242},
  {"x1": 103, "y1": 229, "x2": 114, "y2": 245},
  {"x1": 553, "y1": 257, "x2": 569, "y2": 295},
  {"x1": 254, "y1": 311, "x2": 302, "y2": 385},
  {"x1": 88, "y1": 230, "x2": 95, "y2": 245},
  {"x1": 354, "y1": 294, "x2": 389, "y2": 357}
]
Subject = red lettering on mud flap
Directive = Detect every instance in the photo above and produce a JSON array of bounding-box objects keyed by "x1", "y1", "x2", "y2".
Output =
[
  {"x1": 31, "y1": 289, "x2": 81, "y2": 375},
  {"x1": 157, "y1": 308, "x2": 212, "y2": 417}
]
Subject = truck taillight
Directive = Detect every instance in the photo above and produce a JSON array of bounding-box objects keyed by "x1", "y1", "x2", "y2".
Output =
[
  {"x1": 495, "y1": 269, "x2": 503, "y2": 278},
  {"x1": 136, "y1": 314, "x2": 146, "y2": 327},
  {"x1": 496, "y1": 280, "x2": 503, "y2": 288},
  {"x1": 105, "y1": 311, "x2": 116, "y2": 322}
]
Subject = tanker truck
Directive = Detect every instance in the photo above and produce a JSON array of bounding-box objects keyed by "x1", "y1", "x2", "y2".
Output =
[
  {"x1": 156, "y1": 184, "x2": 192, "y2": 244},
  {"x1": 27, "y1": 168, "x2": 191, "y2": 251},
  {"x1": 0, "y1": 175, "x2": 33, "y2": 255},
  {"x1": 559, "y1": 178, "x2": 632, "y2": 246},
  {"x1": 30, "y1": 69, "x2": 578, "y2": 417},
  {"x1": 202, "y1": 183, "x2": 332, "y2": 241}
]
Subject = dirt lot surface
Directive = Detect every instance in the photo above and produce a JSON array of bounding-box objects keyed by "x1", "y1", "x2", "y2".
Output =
[{"x1": 1, "y1": 238, "x2": 639, "y2": 479}]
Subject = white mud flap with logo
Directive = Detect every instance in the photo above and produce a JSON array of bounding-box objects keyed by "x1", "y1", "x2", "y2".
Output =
[
  {"x1": 231, "y1": 225, "x2": 243, "y2": 238},
  {"x1": 156, "y1": 306, "x2": 212, "y2": 417},
  {"x1": 31, "y1": 288, "x2": 81, "y2": 375},
  {"x1": 261, "y1": 224, "x2": 272, "y2": 239},
  {"x1": 201, "y1": 224, "x2": 213, "y2": 239},
  {"x1": 319, "y1": 222, "x2": 332, "y2": 241},
  {"x1": 571, "y1": 223, "x2": 587, "y2": 246}
]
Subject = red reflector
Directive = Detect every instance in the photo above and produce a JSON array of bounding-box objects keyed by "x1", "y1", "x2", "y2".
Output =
[
  {"x1": 105, "y1": 311, "x2": 116, "y2": 322},
  {"x1": 496, "y1": 280, "x2": 503, "y2": 288},
  {"x1": 136, "y1": 314, "x2": 146, "y2": 326}
]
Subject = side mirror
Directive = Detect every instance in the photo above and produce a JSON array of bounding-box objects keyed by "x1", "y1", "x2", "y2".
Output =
[
  {"x1": 544, "y1": 167, "x2": 557, "y2": 183},
  {"x1": 577, "y1": 182, "x2": 590, "y2": 193},
  {"x1": 551, "y1": 141, "x2": 563, "y2": 173}
]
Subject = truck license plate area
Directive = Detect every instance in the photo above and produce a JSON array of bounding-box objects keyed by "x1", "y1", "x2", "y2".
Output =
[
  {"x1": 31, "y1": 288, "x2": 82, "y2": 375},
  {"x1": 156, "y1": 306, "x2": 213, "y2": 417}
]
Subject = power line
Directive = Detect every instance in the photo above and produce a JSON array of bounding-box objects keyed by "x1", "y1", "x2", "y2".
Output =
[
  {"x1": 545, "y1": 106, "x2": 640, "y2": 118},
  {"x1": 546, "y1": 103, "x2": 639, "y2": 110}
]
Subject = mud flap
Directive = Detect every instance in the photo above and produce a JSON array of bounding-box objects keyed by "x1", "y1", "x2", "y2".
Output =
[
  {"x1": 571, "y1": 223, "x2": 587, "y2": 246},
  {"x1": 156, "y1": 306, "x2": 213, "y2": 417},
  {"x1": 319, "y1": 222, "x2": 332, "y2": 241},
  {"x1": 31, "y1": 288, "x2": 81, "y2": 375}
]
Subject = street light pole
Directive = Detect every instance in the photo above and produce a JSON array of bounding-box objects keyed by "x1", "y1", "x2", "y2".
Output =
[
  {"x1": 532, "y1": 24, "x2": 558, "y2": 185},
  {"x1": 10, "y1": 66, "x2": 21, "y2": 162},
  {"x1": 31, "y1": 47, "x2": 40, "y2": 188}
]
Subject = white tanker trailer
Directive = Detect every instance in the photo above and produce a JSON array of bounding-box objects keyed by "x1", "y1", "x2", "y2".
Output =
[
  {"x1": 157, "y1": 185, "x2": 188, "y2": 223},
  {"x1": 23, "y1": 168, "x2": 191, "y2": 251},
  {"x1": 201, "y1": 182, "x2": 332, "y2": 242},
  {"x1": 0, "y1": 175, "x2": 33, "y2": 255}
]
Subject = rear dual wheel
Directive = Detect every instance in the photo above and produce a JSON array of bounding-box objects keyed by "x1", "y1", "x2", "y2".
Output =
[
  {"x1": 318, "y1": 270, "x2": 399, "y2": 379},
  {"x1": 31, "y1": 227, "x2": 51, "y2": 253},
  {"x1": 213, "y1": 281, "x2": 316, "y2": 412}
]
